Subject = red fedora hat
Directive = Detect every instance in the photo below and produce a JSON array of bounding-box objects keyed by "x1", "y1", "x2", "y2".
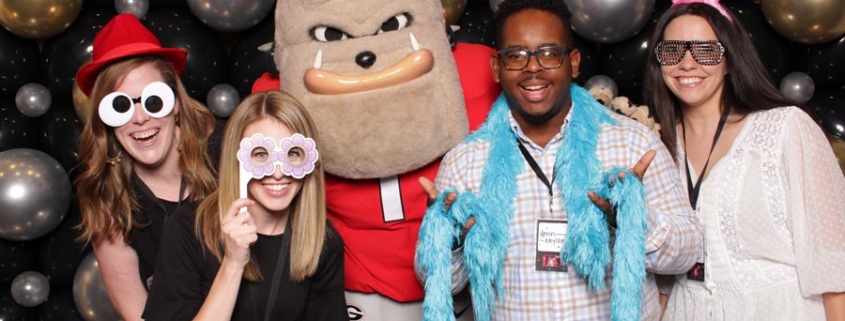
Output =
[{"x1": 75, "y1": 14, "x2": 188, "y2": 96}]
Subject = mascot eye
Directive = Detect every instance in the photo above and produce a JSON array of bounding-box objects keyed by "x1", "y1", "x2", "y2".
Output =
[
  {"x1": 376, "y1": 13, "x2": 412, "y2": 34},
  {"x1": 312, "y1": 26, "x2": 351, "y2": 42}
]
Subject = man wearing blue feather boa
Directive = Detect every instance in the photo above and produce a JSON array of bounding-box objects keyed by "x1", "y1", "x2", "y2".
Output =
[{"x1": 415, "y1": 0, "x2": 703, "y2": 320}]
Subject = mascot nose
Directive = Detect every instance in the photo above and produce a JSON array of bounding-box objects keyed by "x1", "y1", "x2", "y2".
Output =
[{"x1": 355, "y1": 51, "x2": 377, "y2": 68}]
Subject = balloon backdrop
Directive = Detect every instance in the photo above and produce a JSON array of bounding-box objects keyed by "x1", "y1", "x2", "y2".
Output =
[
  {"x1": 760, "y1": 0, "x2": 845, "y2": 45},
  {"x1": 39, "y1": 200, "x2": 88, "y2": 286},
  {"x1": 73, "y1": 253, "x2": 119, "y2": 321},
  {"x1": 453, "y1": 1, "x2": 496, "y2": 47},
  {"x1": 10, "y1": 271, "x2": 50, "y2": 307},
  {"x1": 229, "y1": 16, "x2": 275, "y2": 98},
  {"x1": 39, "y1": 287, "x2": 83, "y2": 321},
  {"x1": 0, "y1": 238, "x2": 38, "y2": 284},
  {"x1": 443, "y1": 0, "x2": 468, "y2": 25},
  {"x1": 40, "y1": 102, "x2": 83, "y2": 173},
  {"x1": 830, "y1": 135, "x2": 845, "y2": 175},
  {"x1": 186, "y1": 0, "x2": 274, "y2": 32},
  {"x1": 572, "y1": 34, "x2": 599, "y2": 87},
  {"x1": 797, "y1": 34, "x2": 845, "y2": 89},
  {"x1": 115, "y1": 0, "x2": 150, "y2": 18},
  {"x1": 144, "y1": 9, "x2": 229, "y2": 103},
  {"x1": 566, "y1": 0, "x2": 655, "y2": 44},
  {"x1": 15, "y1": 83, "x2": 52, "y2": 118},
  {"x1": 0, "y1": 98, "x2": 41, "y2": 152},
  {"x1": 724, "y1": 0, "x2": 794, "y2": 84},
  {"x1": 0, "y1": 28, "x2": 41, "y2": 96},
  {"x1": 0, "y1": 148, "x2": 71, "y2": 241},
  {"x1": 42, "y1": 8, "x2": 115, "y2": 99},
  {"x1": 207, "y1": 84, "x2": 240, "y2": 118},
  {"x1": 0, "y1": 0, "x2": 83, "y2": 39},
  {"x1": 808, "y1": 88, "x2": 845, "y2": 139},
  {"x1": 0, "y1": 287, "x2": 38, "y2": 320},
  {"x1": 778, "y1": 72, "x2": 815, "y2": 104}
]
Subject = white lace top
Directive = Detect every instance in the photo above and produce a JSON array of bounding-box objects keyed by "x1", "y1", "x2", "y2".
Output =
[{"x1": 663, "y1": 107, "x2": 845, "y2": 321}]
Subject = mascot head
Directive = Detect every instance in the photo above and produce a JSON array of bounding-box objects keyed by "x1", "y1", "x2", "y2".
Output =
[{"x1": 275, "y1": 0, "x2": 467, "y2": 179}]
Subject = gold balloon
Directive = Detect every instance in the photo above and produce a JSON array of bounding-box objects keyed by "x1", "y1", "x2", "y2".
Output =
[
  {"x1": 442, "y1": 0, "x2": 467, "y2": 26},
  {"x1": 761, "y1": 0, "x2": 845, "y2": 44},
  {"x1": 73, "y1": 57, "x2": 92, "y2": 125},
  {"x1": 0, "y1": 0, "x2": 83, "y2": 39},
  {"x1": 830, "y1": 135, "x2": 845, "y2": 175}
]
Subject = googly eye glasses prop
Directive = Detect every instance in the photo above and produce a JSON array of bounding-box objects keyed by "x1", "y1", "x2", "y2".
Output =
[
  {"x1": 236, "y1": 133, "x2": 319, "y2": 199},
  {"x1": 98, "y1": 82, "x2": 175, "y2": 127}
]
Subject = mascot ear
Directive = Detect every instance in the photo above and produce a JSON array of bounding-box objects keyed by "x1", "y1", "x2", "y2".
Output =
[{"x1": 258, "y1": 42, "x2": 279, "y2": 76}]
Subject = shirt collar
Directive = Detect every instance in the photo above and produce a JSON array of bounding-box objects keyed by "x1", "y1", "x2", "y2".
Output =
[{"x1": 507, "y1": 101, "x2": 575, "y2": 149}]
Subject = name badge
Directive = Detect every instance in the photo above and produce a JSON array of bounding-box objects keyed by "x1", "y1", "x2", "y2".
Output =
[{"x1": 535, "y1": 219, "x2": 567, "y2": 272}]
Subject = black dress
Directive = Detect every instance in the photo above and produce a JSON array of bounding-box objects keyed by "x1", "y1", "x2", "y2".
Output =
[
  {"x1": 142, "y1": 203, "x2": 347, "y2": 321},
  {"x1": 126, "y1": 174, "x2": 189, "y2": 290}
]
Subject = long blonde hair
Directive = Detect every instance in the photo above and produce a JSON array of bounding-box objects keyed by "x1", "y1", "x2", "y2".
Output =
[
  {"x1": 75, "y1": 55, "x2": 217, "y2": 245},
  {"x1": 196, "y1": 90, "x2": 328, "y2": 282}
]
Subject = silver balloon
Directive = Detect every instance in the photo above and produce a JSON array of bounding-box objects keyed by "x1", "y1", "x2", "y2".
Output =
[
  {"x1": 565, "y1": 0, "x2": 656, "y2": 44},
  {"x1": 73, "y1": 252, "x2": 120, "y2": 321},
  {"x1": 15, "y1": 83, "x2": 52, "y2": 117},
  {"x1": 115, "y1": 0, "x2": 149, "y2": 19},
  {"x1": 206, "y1": 84, "x2": 240, "y2": 118},
  {"x1": 584, "y1": 75, "x2": 619, "y2": 99},
  {"x1": 0, "y1": 148, "x2": 71, "y2": 241},
  {"x1": 489, "y1": 0, "x2": 505, "y2": 12},
  {"x1": 779, "y1": 72, "x2": 815, "y2": 104},
  {"x1": 187, "y1": 0, "x2": 275, "y2": 31},
  {"x1": 11, "y1": 271, "x2": 50, "y2": 307}
]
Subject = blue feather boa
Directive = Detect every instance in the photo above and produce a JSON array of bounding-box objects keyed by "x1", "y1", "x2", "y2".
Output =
[{"x1": 416, "y1": 84, "x2": 648, "y2": 321}]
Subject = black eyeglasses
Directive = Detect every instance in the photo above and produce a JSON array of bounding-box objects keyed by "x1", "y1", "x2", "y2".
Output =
[
  {"x1": 655, "y1": 40, "x2": 725, "y2": 66},
  {"x1": 495, "y1": 46, "x2": 570, "y2": 70}
]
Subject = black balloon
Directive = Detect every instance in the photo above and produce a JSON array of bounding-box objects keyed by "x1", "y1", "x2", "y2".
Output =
[
  {"x1": 453, "y1": 1, "x2": 496, "y2": 48},
  {"x1": 42, "y1": 8, "x2": 116, "y2": 99},
  {"x1": 0, "y1": 28, "x2": 41, "y2": 97},
  {"x1": 39, "y1": 287, "x2": 84, "y2": 321},
  {"x1": 144, "y1": 10, "x2": 230, "y2": 104},
  {"x1": 807, "y1": 88, "x2": 845, "y2": 139},
  {"x1": 39, "y1": 198, "x2": 89, "y2": 287},
  {"x1": 229, "y1": 15, "x2": 275, "y2": 98},
  {"x1": 0, "y1": 287, "x2": 38, "y2": 320},
  {"x1": 40, "y1": 103, "x2": 83, "y2": 174},
  {"x1": 572, "y1": 34, "x2": 600, "y2": 87},
  {"x1": 0, "y1": 97, "x2": 41, "y2": 152},
  {"x1": 797, "y1": 35, "x2": 845, "y2": 89},
  {"x1": 0, "y1": 238, "x2": 39, "y2": 284},
  {"x1": 723, "y1": 0, "x2": 794, "y2": 84}
]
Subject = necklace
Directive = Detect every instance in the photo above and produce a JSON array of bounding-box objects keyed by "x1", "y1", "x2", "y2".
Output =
[{"x1": 681, "y1": 105, "x2": 732, "y2": 209}]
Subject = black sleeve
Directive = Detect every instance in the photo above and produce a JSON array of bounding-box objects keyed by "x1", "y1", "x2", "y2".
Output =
[
  {"x1": 302, "y1": 220, "x2": 348, "y2": 321},
  {"x1": 142, "y1": 204, "x2": 209, "y2": 321}
]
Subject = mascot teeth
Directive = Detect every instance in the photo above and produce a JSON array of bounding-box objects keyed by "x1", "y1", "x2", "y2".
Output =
[
  {"x1": 409, "y1": 32, "x2": 420, "y2": 51},
  {"x1": 314, "y1": 50, "x2": 323, "y2": 69}
]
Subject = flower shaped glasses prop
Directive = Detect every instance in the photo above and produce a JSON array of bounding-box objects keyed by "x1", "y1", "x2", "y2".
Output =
[{"x1": 237, "y1": 133, "x2": 319, "y2": 199}]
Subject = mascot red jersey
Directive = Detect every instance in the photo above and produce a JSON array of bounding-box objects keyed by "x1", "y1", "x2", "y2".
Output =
[{"x1": 255, "y1": 0, "x2": 499, "y2": 319}]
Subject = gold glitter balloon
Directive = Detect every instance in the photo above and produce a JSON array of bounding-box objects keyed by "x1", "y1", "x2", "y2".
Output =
[
  {"x1": 442, "y1": 0, "x2": 467, "y2": 26},
  {"x1": 0, "y1": 0, "x2": 83, "y2": 39},
  {"x1": 761, "y1": 0, "x2": 845, "y2": 44}
]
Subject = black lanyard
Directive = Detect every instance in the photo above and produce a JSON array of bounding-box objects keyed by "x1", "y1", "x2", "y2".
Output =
[
  {"x1": 517, "y1": 139, "x2": 556, "y2": 208},
  {"x1": 249, "y1": 214, "x2": 292, "y2": 321},
  {"x1": 132, "y1": 174, "x2": 186, "y2": 213},
  {"x1": 682, "y1": 105, "x2": 731, "y2": 209}
]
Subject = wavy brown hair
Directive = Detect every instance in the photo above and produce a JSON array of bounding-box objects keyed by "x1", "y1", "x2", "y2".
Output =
[
  {"x1": 75, "y1": 55, "x2": 217, "y2": 245},
  {"x1": 196, "y1": 90, "x2": 328, "y2": 282},
  {"x1": 642, "y1": 3, "x2": 799, "y2": 162}
]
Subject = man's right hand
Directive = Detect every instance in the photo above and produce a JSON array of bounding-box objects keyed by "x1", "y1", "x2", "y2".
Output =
[{"x1": 419, "y1": 177, "x2": 475, "y2": 232}]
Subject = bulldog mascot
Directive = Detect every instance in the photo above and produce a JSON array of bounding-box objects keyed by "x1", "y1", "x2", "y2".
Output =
[{"x1": 253, "y1": 0, "x2": 500, "y2": 320}]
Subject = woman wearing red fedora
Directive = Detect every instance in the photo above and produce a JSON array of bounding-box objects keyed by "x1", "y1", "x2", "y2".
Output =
[{"x1": 74, "y1": 14, "x2": 217, "y2": 321}]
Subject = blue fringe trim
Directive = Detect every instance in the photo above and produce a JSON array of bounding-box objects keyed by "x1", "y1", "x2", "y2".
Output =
[
  {"x1": 597, "y1": 168, "x2": 649, "y2": 321},
  {"x1": 417, "y1": 85, "x2": 648, "y2": 321}
]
